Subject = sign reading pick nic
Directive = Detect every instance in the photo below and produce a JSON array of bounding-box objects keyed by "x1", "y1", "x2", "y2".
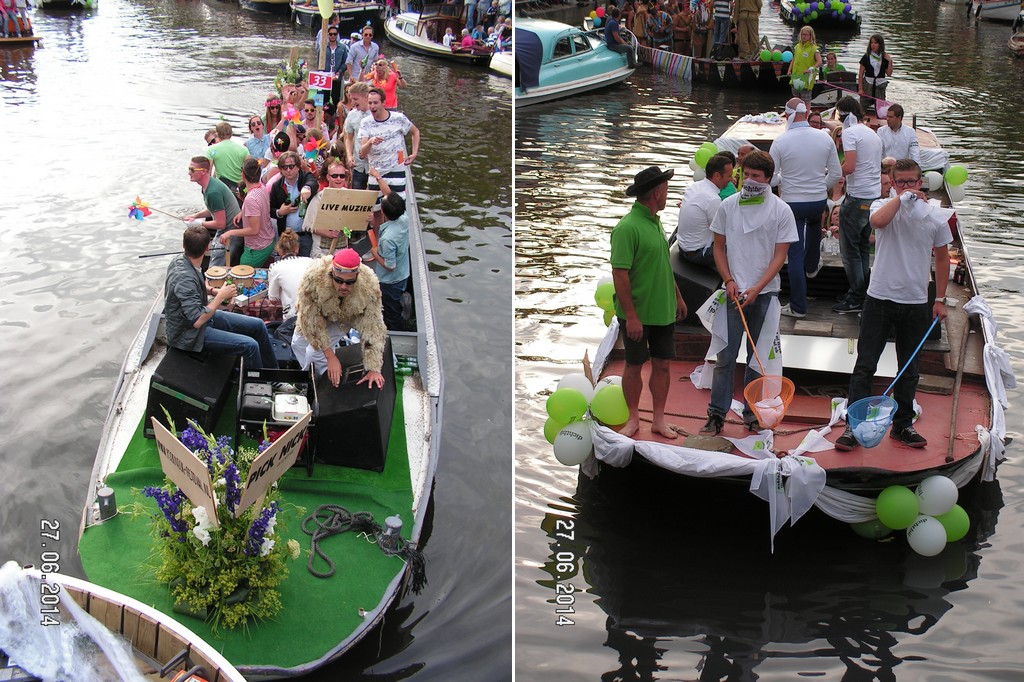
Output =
[
  {"x1": 151, "y1": 418, "x2": 220, "y2": 529},
  {"x1": 234, "y1": 411, "x2": 313, "y2": 517},
  {"x1": 311, "y1": 187, "x2": 378, "y2": 234}
]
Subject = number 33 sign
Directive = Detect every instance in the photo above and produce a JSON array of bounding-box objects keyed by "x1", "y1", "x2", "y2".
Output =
[{"x1": 308, "y1": 71, "x2": 334, "y2": 90}]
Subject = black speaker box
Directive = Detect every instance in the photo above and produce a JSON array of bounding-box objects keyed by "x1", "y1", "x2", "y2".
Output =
[
  {"x1": 145, "y1": 348, "x2": 236, "y2": 438},
  {"x1": 311, "y1": 337, "x2": 396, "y2": 472}
]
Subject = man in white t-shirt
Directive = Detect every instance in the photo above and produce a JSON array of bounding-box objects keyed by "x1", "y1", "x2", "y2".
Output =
[
  {"x1": 343, "y1": 82, "x2": 372, "y2": 190},
  {"x1": 675, "y1": 153, "x2": 734, "y2": 269},
  {"x1": 769, "y1": 98, "x2": 842, "y2": 318},
  {"x1": 357, "y1": 87, "x2": 420, "y2": 219},
  {"x1": 700, "y1": 150, "x2": 798, "y2": 435},
  {"x1": 833, "y1": 96, "x2": 883, "y2": 314},
  {"x1": 835, "y1": 159, "x2": 951, "y2": 451},
  {"x1": 876, "y1": 103, "x2": 921, "y2": 164}
]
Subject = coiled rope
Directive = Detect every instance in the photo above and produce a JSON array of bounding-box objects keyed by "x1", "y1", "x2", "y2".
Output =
[{"x1": 301, "y1": 504, "x2": 427, "y2": 593}]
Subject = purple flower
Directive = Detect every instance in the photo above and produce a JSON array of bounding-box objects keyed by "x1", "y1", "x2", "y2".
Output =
[
  {"x1": 244, "y1": 502, "x2": 279, "y2": 557},
  {"x1": 258, "y1": 439, "x2": 272, "y2": 454},
  {"x1": 224, "y1": 462, "x2": 242, "y2": 514},
  {"x1": 180, "y1": 426, "x2": 207, "y2": 453},
  {"x1": 144, "y1": 486, "x2": 187, "y2": 535}
]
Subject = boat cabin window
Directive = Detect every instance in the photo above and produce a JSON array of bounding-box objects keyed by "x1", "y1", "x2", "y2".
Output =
[
  {"x1": 572, "y1": 34, "x2": 592, "y2": 55},
  {"x1": 552, "y1": 37, "x2": 573, "y2": 59},
  {"x1": 403, "y1": 21, "x2": 416, "y2": 36}
]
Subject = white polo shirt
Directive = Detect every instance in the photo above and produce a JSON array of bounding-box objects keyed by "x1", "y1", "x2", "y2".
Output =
[
  {"x1": 877, "y1": 123, "x2": 921, "y2": 164},
  {"x1": 675, "y1": 178, "x2": 723, "y2": 252},
  {"x1": 768, "y1": 122, "x2": 843, "y2": 203},
  {"x1": 843, "y1": 123, "x2": 883, "y2": 199}
]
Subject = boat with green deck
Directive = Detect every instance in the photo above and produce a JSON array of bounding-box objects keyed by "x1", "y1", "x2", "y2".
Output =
[{"x1": 76, "y1": 172, "x2": 442, "y2": 678}]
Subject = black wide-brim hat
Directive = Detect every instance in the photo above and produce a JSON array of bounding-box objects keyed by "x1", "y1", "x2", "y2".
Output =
[{"x1": 625, "y1": 166, "x2": 675, "y2": 197}]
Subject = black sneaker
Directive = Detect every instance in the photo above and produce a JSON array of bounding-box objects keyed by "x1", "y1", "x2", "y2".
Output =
[
  {"x1": 700, "y1": 414, "x2": 724, "y2": 436},
  {"x1": 890, "y1": 426, "x2": 927, "y2": 448},
  {"x1": 744, "y1": 417, "x2": 761, "y2": 432},
  {"x1": 832, "y1": 299, "x2": 863, "y2": 314},
  {"x1": 835, "y1": 427, "x2": 857, "y2": 451}
]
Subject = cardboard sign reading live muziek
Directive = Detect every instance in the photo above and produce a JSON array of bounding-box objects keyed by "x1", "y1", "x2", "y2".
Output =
[
  {"x1": 311, "y1": 188, "x2": 378, "y2": 235},
  {"x1": 151, "y1": 418, "x2": 220, "y2": 529},
  {"x1": 233, "y1": 411, "x2": 313, "y2": 518}
]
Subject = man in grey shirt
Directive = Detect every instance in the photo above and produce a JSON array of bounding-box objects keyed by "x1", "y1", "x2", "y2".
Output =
[
  {"x1": 343, "y1": 82, "x2": 372, "y2": 189},
  {"x1": 347, "y1": 26, "x2": 380, "y2": 83}
]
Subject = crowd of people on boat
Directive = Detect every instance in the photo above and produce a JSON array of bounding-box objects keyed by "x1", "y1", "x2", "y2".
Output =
[
  {"x1": 0, "y1": 0, "x2": 31, "y2": 38},
  {"x1": 164, "y1": 27, "x2": 420, "y2": 391},
  {"x1": 611, "y1": 93, "x2": 950, "y2": 452}
]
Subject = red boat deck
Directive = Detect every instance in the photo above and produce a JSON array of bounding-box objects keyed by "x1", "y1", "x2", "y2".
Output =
[{"x1": 600, "y1": 353, "x2": 990, "y2": 474}]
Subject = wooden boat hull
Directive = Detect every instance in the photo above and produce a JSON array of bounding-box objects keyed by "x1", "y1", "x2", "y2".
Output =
[
  {"x1": 0, "y1": 34, "x2": 41, "y2": 46},
  {"x1": 779, "y1": 0, "x2": 862, "y2": 28},
  {"x1": 77, "y1": 171, "x2": 443, "y2": 677},
  {"x1": 384, "y1": 11, "x2": 493, "y2": 65},
  {"x1": 5, "y1": 567, "x2": 245, "y2": 682}
]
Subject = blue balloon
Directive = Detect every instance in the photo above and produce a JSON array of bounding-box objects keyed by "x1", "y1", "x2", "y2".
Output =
[
  {"x1": 844, "y1": 2, "x2": 851, "y2": 9},
  {"x1": 593, "y1": 16, "x2": 602, "y2": 26},
  {"x1": 782, "y1": 50, "x2": 793, "y2": 62}
]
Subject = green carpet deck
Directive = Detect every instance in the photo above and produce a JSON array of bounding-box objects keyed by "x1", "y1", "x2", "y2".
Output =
[{"x1": 78, "y1": 378, "x2": 413, "y2": 670}]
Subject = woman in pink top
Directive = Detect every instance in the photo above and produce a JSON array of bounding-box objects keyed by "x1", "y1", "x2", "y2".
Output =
[
  {"x1": 222, "y1": 158, "x2": 277, "y2": 267},
  {"x1": 364, "y1": 59, "x2": 406, "y2": 108},
  {"x1": 460, "y1": 28, "x2": 475, "y2": 48}
]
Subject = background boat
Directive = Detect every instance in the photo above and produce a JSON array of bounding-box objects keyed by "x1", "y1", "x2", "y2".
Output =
[
  {"x1": 779, "y1": 0, "x2": 862, "y2": 28},
  {"x1": 385, "y1": 5, "x2": 494, "y2": 65},
  {"x1": 241, "y1": 0, "x2": 290, "y2": 15},
  {"x1": 970, "y1": 0, "x2": 1021, "y2": 22},
  {"x1": 642, "y1": 44, "x2": 793, "y2": 90},
  {"x1": 490, "y1": 49, "x2": 513, "y2": 77},
  {"x1": 515, "y1": 18, "x2": 635, "y2": 107},
  {"x1": 290, "y1": 0, "x2": 384, "y2": 33}
]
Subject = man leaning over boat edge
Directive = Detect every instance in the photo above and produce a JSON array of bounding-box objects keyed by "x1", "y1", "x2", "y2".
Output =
[{"x1": 610, "y1": 166, "x2": 687, "y2": 440}]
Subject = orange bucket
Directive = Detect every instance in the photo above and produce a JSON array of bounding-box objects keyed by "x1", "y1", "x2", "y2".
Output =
[{"x1": 733, "y1": 295, "x2": 793, "y2": 430}]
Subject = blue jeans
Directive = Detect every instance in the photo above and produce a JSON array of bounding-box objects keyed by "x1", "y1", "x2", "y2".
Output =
[
  {"x1": 465, "y1": 1, "x2": 477, "y2": 30},
  {"x1": 838, "y1": 196, "x2": 874, "y2": 305},
  {"x1": 351, "y1": 168, "x2": 369, "y2": 190},
  {"x1": 785, "y1": 199, "x2": 827, "y2": 314},
  {"x1": 712, "y1": 16, "x2": 730, "y2": 46},
  {"x1": 802, "y1": 201, "x2": 828, "y2": 277},
  {"x1": 847, "y1": 296, "x2": 930, "y2": 431},
  {"x1": 380, "y1": 278, "x2": 408, "y2": 330},
  {"x1": 709, "y1": 293, "x2": 776, "y2": 422},
  {"x1": 203, "y1": 310, "x2": 279, "y2": 370}
]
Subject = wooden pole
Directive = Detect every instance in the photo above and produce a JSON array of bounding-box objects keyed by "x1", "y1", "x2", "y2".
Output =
[{"x1": 946, "y1": 320, "x2": 972, "y2": 463}]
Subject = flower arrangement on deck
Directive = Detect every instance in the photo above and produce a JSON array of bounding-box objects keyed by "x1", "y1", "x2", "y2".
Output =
[{"x1": 132, "y1": 423, "x2": 302, "y2": 631}]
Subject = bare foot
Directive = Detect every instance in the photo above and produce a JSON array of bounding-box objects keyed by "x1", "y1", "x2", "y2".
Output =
[
  {"x1": 651, "y1": 421, "x2": 679, "y2": 439},
  {"x1": 619, "y1": 420, "x2": 640, "y2": 438}
]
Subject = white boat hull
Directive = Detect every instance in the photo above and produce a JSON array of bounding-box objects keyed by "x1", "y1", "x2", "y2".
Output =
[
  {"x1": 515, "y1": 65, "x2": 634, "y2": 107},
  {"x1": 490, "y1": 51, "x2": 513, "y2": 77},
  {"x1": 971, "y1": 0, "x2": 1020, "y2": 21}
]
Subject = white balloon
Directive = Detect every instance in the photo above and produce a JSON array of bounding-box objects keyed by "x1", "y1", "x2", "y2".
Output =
[
  {"x1": 688, "y1": 157, "x2": 700, "y2": 172},
  {"x1": 924, "y1": 170, "x2": 943, "y2": 192},
  {"x1": 557, "y1": 373, "x2": 594, "y2": 402},
  {"x1": 553, "y1": 421, "x2": 593, "y2": 466},
  {"x1": 597, "y1": 375, "x2": 623, "y2": 389},
  {"x1": 915, "y1": 475, "x2": 958, "y2": 516},
  {"x1": 947, "y1": 183, "x2": 966, "y2": 203},
  {"x1": 692, "y1": 165, "x2": 706, "y2": 181},
  {"x1": 906, "y1": 515, "x2": 947, "y2": 557}
]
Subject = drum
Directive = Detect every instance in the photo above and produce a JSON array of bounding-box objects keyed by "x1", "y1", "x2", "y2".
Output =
[
  {"x1": 205, "y1": 266, "x2": 228, "y2": 290},
  {"x1": 229, "y1": 265, "x2": 255, "y2": 289}
]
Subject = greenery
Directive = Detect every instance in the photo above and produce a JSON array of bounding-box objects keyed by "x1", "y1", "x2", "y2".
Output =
[
  {"x1": 131, "y1": 422, "x2": 303, "y2": 631},
  {"x1": 274, "y1": 56, "x2": 307, "y2": 95}
]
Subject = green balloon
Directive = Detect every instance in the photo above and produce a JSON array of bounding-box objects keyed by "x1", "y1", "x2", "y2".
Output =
[
  {"x1": 850, "y1": 519, "x2": 893, "y2": 540},
  {"x1": 875, "y1": 485, "x2": 919, "y2": 530},
  {"x1": 699, "y1": 141, "x2": 719, "y2": 155},
  {"x1": 603, "y1": 309, "x2": 614, "y2": 326},
  {"x1": 760, "y1": 49, "x2": 772, "y2": 61},
  {"x1": 936, "y1": 504, "x2": 970, "y2": 542},
  {"x1": 594, "y1": 281, "x2": 615, "y2": 311},
  {"x1": 809, "y1": 10, "x2": 818, "y2": 18},
  {"x1": 546, "y1": 388, "x2": 589, "y2": 423},
  {"x1": 695, "y1": 147, "x2": 714, "y2": 169},
  {"x1": 945, "y1": 165, "x2": 968, "y2": 186},
  {"x1": 590, "y1": 384, "x2": 629, "y2": 426},
  {"x1": 544, "y1": 417, "x2": 567, "y2": 444}
]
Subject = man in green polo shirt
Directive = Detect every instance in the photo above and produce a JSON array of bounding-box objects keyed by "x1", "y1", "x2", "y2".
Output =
[{"x1": 610, "y1": 166, "x2": 687, "y2": 440}]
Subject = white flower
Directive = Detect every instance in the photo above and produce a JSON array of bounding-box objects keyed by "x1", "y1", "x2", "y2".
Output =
[
  {"x1": 260, "y1": 538, "x2": 275, "y2": 557},
  {"x1": 191, "y1": 506, "x2": 214, "y2": 547},
  {"x1": 265, "y1": 514, "x2": 277, "y2": 537},
  {"x1": 216, "y1": 477, "x2": 226, "y2": 489}
]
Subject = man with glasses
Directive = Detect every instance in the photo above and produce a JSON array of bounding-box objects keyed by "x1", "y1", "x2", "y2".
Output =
[
  {"x1": 302, "y1": 99, "x2": 330, "y2": 139},
  {"x1": 358, "y1": 88, "x2": 419, "y2": 219},
  {"x1": 291, "y1": 248, "x2": 388, "y2": 389},
  {"x1": 269, "y1": 151, "x2": 319, "y2": 257},
  {"x1": 182, "y1": 157, "x2": 242, "y2": 267},
  {"x1": 317, "y1": 25, "x2": 350, "y2": 107},
  {"x1": 164, "y1": 225, "x2": 278, "y2": 370},
  {"x1": 835, "y1": 159, "x2": 950, "y2": 451},
  {"x1": 347, "y1": 27, "x2": 380, "y2": 83}
]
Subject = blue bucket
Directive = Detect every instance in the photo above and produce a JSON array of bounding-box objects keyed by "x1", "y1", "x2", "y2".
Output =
[{"x1": 846, "y1": 396, "x2": 897, "y2": 448}]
